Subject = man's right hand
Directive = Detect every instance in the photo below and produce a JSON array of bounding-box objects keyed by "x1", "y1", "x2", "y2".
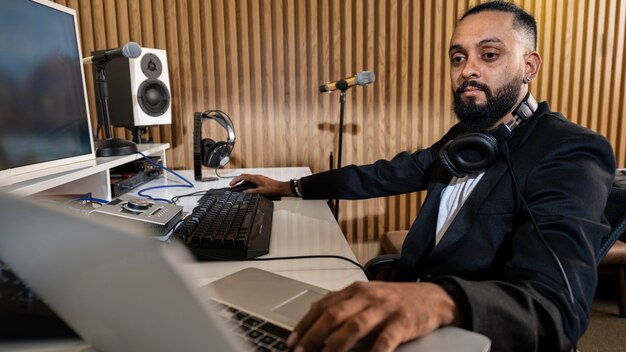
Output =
[
  {"x1": 287, "y1": 281, "x2": 460, "y2": 352},
  {"x1": 229, "y1": 174, "x2": 293, "y2": 197}
]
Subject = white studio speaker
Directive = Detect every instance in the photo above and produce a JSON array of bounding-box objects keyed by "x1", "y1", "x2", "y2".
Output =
[{"x1": 95, "y1": 47, "x2": 172, "y2": 127}]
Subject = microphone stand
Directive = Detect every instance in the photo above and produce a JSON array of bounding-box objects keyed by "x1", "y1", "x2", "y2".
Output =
[
  {"x1": 333, "y1": 89, "x2": 347, "y2": 220},
  {"x1": 93, "y1": 62, "x2": 137, "y2": 157}
]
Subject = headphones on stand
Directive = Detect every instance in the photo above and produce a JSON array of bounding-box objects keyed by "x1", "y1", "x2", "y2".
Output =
[
  {"x1": 439, "y1": 92, "x2": 538, "y2": 178},
  {"x1": 193, "y1": 110, "x2": 236, "y2": 181}
]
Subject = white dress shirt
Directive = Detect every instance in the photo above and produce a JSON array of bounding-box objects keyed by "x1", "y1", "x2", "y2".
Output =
[{"x1": 435, "y1": 172, "x2": 485, "y2": 245}]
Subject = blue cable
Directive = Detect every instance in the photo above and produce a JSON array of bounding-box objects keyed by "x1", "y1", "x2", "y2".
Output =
[
  {"x1": 136, "y1": 151, "x2": 194, "y2": 203},
  {"x1": 66, "y1": 197, "x2": 109, "y2": 204},
  {"x1": 63, "y1": 197, "x2": 108, "y2": 214}
]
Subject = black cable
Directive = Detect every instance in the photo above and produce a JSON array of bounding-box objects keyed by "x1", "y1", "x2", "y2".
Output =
[
  {"x1": 215, "y1": 166, "x2": 236, "y2": 179},
  {"x1": 503, "y1": 151, "x2": 580, "y2": 351},
  {"x1": 171, "y1": 190, "x2": 213, "y2": 204},
  {"x1": 170, "y1": 188, "x2": 242, "y2": 204},
  {"x1": 189, "y1": 253, "x2": 372, "y2": 281},
  {"x1": 502, "y1": 150, "x2": 576, "y2": 308},
  {"x1": 247, "y1": 255, "x2": 372, "y2": 281}
]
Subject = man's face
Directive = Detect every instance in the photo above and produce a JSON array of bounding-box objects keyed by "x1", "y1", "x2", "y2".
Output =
[{"x1": 449, "y1": 11, "x2": 528, "y2": 130}]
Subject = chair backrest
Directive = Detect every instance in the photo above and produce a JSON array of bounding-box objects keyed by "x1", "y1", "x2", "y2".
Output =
[{"x1": 597, "y1": 186, "x2": 626, "y2": 262}]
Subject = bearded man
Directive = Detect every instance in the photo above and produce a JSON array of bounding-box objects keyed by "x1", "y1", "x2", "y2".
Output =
[{"x1": 230, "y1": 2, "x2": 616, "y2": 351}]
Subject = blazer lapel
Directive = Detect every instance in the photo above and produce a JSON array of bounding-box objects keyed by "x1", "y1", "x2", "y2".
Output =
[
  {"x1": 430, "y1": 152, "x2": 510, "y2": 253},
  {"x1": 397, "y1": 166, "x2": 450, "y2": 279}
]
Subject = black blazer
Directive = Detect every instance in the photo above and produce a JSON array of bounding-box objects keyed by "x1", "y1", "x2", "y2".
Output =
[{"x1": 300, "y1": 102, "x2": 616, "y2": 351}]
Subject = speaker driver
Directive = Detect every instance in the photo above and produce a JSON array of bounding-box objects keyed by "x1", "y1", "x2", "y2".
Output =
[
  {"x1": 140, "y1": 53, "x2": 163, "y2": 79},
  {"x1": 137, "y1": 79, "x2": 170, "y2": 117}
]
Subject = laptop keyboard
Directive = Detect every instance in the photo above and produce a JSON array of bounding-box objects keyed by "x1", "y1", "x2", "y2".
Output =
[
  {"x1": 171, "y1": 189, "x2": 274, "y2": 260},
  {"x1": 209, "y1": 299, "x2": 290, "y2": 351}
]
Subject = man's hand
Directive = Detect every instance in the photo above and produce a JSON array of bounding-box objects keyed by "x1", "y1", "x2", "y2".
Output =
[
  {"x1": 229, "y1": 173, "x2": 292, "y2": 197},
  {"x1": 287, "y1": 281, "x2": 459, "y2": 352}
]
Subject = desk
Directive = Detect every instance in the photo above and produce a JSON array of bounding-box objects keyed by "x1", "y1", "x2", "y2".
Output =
[
  {"x1": 0, "y1": 167, "x2": 490, "y2": 352},
  {"x1": 132, "y1": 166, "x2": 368, "y2": 290},
  {"x1": 0, "y1": 167, "x2": 366, "y2": 352}
]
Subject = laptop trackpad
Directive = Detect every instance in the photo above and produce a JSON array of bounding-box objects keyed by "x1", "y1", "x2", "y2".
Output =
[{"x1": 272, "y1": 289, "x2": 325, "y2": 321}]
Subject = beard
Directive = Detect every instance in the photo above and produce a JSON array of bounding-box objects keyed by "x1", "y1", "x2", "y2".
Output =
[{"x1": 453, "y1": 78, "x2": 522, "y2": 131}]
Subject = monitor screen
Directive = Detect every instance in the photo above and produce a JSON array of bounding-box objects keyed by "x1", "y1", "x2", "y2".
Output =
[{"x1": 0, "y1": 0, "x2": 95, "y2": 184}]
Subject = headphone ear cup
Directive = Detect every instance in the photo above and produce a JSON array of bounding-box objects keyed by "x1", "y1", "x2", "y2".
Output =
[
  {"x1": 206, "y1": 141, "x2": 233, "y2": 168},
  {"x1": 439, "y1": 140, "x2": 466, "y2": 178},
  {"x1": 201, "y1": 138, "x2": 216, "y2": 166},
  {"x1": 439, "y1": 132, "x2": 500, "y2": 177}
]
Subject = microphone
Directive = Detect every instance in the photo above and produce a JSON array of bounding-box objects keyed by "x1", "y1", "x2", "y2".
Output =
[
  {"x1": 82, "y1": 41, "x2": 142, "y2": 65},
  {"x1": 319, "y1": 71, "x2": 375, "y2": 93}
]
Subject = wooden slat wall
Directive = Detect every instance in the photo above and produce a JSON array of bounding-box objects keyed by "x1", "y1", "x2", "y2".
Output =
[{"x1": 55, "y1": 0, "x2": 626, "y2": 262}]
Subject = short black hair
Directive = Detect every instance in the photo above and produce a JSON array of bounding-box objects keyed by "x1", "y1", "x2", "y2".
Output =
[{"x1": 461, "y1": 1, "x2": 537, "y2": 50}]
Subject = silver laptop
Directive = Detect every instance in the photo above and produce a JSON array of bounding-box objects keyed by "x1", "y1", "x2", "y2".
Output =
[{"x1": 0, "y1": 193, "x2": 490, "y2": 352}]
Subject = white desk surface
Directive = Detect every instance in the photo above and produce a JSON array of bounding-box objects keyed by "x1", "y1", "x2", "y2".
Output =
[
  {"x1": 133, "y1": 166, "x2": 368, "y2": 291},
  {"x1": 0, "y1": 167, "x2": 366, "y2": 352}
]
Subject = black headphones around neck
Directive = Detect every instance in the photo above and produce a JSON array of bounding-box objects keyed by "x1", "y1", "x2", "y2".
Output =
[
  {"x1": 193, "y1": 110, "x2": 236, "y2": 181},
  {"x1": 439, "y1": 92, "x2": 538, "y2": 178}
]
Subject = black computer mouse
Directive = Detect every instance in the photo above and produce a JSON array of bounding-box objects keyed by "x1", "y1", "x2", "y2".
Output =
[{"x1": 230, "y1": 180, "x2": 258, "y2": 193}]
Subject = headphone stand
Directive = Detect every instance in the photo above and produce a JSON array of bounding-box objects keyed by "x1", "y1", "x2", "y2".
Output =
[{"x1": 193, "y1": 111, "x2": 235, "y2": 182}]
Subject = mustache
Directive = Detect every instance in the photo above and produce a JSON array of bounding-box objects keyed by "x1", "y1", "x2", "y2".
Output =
[{"x1": 456, "y1": 80, "x2": 492, "y2": 95}]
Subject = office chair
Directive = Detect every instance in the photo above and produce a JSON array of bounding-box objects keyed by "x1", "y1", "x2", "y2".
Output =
[
  {"x1": 597, "y1": 186, "x2": 626, "y2": 317},
  {"x1": 365, "y1": 187, "x2": 626, "y2": 317}
]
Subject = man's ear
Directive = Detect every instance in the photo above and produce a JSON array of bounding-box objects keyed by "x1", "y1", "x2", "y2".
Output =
[{"x1": 524, "y1": 51, "x2": 542, "y2": 81}]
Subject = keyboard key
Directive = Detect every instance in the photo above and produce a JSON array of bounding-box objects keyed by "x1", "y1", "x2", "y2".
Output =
[
  {"x1": 257, "y1": 321, "x2": 290, "y2": 340},
  {"x1": 246, "y1": 329, "x2": 263, "y2": 340},
  {"x1": 271, "y1": 341, "x2": 288, "y2": 351},
  {"x1": 243, "y1": 316, "x2": 264, "y2": 328},
  {"x1": 259, "y1": 335, "x2": 277, "y2": 346},
  {"x1": 237, "y1": 324, "x2": 251, "y2": 333},
  {"x1": 234, "y1": 312, "x2": 249, "y2": 321}
]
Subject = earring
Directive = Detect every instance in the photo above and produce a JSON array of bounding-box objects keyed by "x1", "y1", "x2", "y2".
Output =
[{"x1": 524, "y1": 76, "x2": 532, "y2": 83}]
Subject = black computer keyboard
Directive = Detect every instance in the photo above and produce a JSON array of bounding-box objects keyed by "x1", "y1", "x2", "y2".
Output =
[{"x1": 171, "y1": 189, "x2": 274, "y2": 260}]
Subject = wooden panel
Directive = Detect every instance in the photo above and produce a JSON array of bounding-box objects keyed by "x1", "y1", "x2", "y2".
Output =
[{"x1": 56, "y1": 0, "x2": 626, "y2": 263}]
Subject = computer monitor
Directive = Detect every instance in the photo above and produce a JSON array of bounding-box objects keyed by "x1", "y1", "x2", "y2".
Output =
[{"x1": 0, "y1": 0, "x2": 95, "y2": 186}]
